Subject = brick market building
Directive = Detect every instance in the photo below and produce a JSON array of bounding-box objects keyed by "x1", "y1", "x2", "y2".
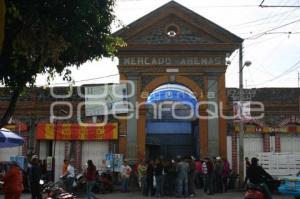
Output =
[
  {"x1": 0, "y1": 86, "x2": 299, "y2": 175},
  {"x1": 0, "y1": 1, "x2": 299, "y2": 178}
]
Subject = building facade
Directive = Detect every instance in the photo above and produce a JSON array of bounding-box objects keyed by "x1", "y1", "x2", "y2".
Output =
[{"x1": 0, "y1": 2, "x2": 299, "y2": 177}]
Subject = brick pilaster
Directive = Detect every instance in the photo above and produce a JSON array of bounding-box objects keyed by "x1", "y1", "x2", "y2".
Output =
[
  {"x1": 275, "y1": 133, "x2": 281, "y2": 152},
  {"x1": 263, "y1": 134, "x2": 270, "y2": 152},
  {"x1": 64, "y1": 141, "x2": 70, "y2": 160},
  {"x1": 75, "y1": 141, "x2": 82, "y2": 172},
  {"x1": 232, "y1": 133, "x2": 238, "y2": 173},
  {"x1": 22, "y1": 135, "x2": 28, "y2": 156}
]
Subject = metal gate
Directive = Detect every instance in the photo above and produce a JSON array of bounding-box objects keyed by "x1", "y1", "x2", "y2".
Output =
[
  {"x1": 82, "y1": 141, "x2": 108, "y2": 169},
  {"x1": 281, "y1": 134, "x2": 300, "y2": 152}
]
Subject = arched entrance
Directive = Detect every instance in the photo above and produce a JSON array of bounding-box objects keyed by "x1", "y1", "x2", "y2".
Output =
[
  {"x1": 136, "y1": 75, "x2": 206, "y2": 160},
  {"x1": 145, "y1": 83, "x2": 198, "y2": 159}
]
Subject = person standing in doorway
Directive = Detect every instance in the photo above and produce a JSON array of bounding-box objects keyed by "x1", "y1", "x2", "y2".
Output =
[
  {"x1": 144, "y1": 160, "x2": 154, "y2": 196},
  {"x1": 222, "y1": 158, "x2": 230, "y2": 192},
  {"x1": 188, "y1": 156, "x2": 196, "y2": 197},
  {"x1": 176, "y1": 157, "x2": 189, "y2": 198},
  {"x1": 29, "y1": 155, "x2": 42, "y2": 199},
  {"x1": 2, "y1": 161, "x2": 23, "y2": 199},
  {"x1": 243, "y1": 157, "x2": 251, "y2": 187},
  {"x1": 202, "y1": 158, "x2": 208, "y2": 193},
  {"x1": 120, "y1": 159, "x2": 132, "y2": 193},
  {"x1": 62, "y1": 159, "x2": 69, "y2": 176},
  {"x1": 205, "y1": 157, "x2": 214, "y2": 195},
  {"x1": 137, "y1": 159, "x2": 147, "y2": 192},
  {"x1": 66, "y1": 159, "x2": 76, "y2": 194},
  {"x1": 85, "y1": 160, "x2": 98, "y2": 199},
  {"x1": 154, "y1": 158, "x2": 163, "y2": 197},
  {"x1": 194, "y1": 158, "x2": 203, "y2": 189},
  {"x1": 214, "y1": 156, "x2": 224, "y2": 193}
]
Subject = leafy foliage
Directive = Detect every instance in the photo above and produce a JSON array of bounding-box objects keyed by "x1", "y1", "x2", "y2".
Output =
[
  {"x1": 0, "y1": 0, "x2": 123, "y2": 89},
  {"x1": 0, "y1": 0, "x2": 124, "y2": 127}
]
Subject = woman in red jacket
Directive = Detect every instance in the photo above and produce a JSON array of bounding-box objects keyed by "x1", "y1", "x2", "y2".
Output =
[
  {"x1": 3, "y1": 162, "x2": 23, "y2": 199},
  {"x1": 85, "y1": 160, "x2": 98, "y2": 199}
]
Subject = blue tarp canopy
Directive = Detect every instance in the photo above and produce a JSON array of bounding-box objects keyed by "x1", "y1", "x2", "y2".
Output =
[
  {"x1": 146, "y1": 83, "x2": 197, "y2": 108},
  {"x1": 0, "y1": 128, "x2": 24, "y2": 148}
]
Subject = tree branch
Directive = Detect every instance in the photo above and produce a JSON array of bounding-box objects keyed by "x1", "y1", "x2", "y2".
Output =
[
  {"x1": 0, "y1": 0, "x2": 5, "y2": 54},
  {"x1": 0, "y1": 86, "x2": 23, "y2": 128}
]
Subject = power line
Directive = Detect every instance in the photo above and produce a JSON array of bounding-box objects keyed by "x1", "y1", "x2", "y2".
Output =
[
  {"x1": 260, "y1": 0, "x2": 300, "y2": 7},
  {"x1": 244, "y1": 5, "x2": 297, "y2": 76},
  {"x1": 298, "y1": 72, "x2": 300, "y2": 88},
  {"x1": 229, "y1": 9, "x2": 297, "y2": 28},
  {"x1": 248, "y1": 59, "x2": 300, "y2": 87},
  {"x1": 260, "y1": 5, "x2": 300, "y2": 8},
  {"x1": 245, "y1": 18, "x2": 300, "y2": 39}
]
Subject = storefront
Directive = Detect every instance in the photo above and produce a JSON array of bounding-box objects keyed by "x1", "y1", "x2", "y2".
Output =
[
  {"x1": 230, "y1": 120, "x2": 300, "y2": 173},
  {"x1": 36, "y1": 122, "x2": 118, "y2": 181}
]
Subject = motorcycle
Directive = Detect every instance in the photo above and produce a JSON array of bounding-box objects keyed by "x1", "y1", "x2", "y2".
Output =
[
  {"x1": 244, "y1": 179, "x2": 281, "y2": 199},
  {"x1": 92, "y1": 170, "x2": 113, "y2": 194},
  {"x1": 244, "y1": 183, "x2": 265, "y2": 199},
  {"x1": 73, "y1": 172, "x2": 86, "y2": 193},
  {"x1": 40, "y1": 179, "x2": 77, "y2": 199}
]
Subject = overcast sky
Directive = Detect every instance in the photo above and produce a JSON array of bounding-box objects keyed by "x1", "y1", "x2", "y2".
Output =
[{"x1": 36, "y1": 0, "x2": 300, "y2": 88}]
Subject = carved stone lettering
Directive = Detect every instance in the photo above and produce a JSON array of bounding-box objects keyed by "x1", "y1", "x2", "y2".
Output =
[
  {"x1": 137, "y1": 57, "x2": 144, "y2": 65},
  {"x1": 180, "y1": 58, "x2": 186, "y2": 65},
  {"x1": 201, "y1": 58, "x2": 208, "y2": 65},
  {"x1": 120, "y1": 56, "x2": 224, "y2": 66}
]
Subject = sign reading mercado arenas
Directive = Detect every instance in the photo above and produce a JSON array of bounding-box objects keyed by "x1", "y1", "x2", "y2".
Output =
[
  {"x1": 85, "y1": 84, "x2": 129, "y2": 116},
  {"x1": 119, "y1": 56, "x2": 225, "y2": 66}
]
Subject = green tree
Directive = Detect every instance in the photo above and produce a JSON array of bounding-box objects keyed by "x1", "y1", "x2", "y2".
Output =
[
  {"x1": 0, "y1": 0, "x2": 124, "y2": 128},
  {"x1": 0, "y1": 0, "x2": 5, "y2": 53}
]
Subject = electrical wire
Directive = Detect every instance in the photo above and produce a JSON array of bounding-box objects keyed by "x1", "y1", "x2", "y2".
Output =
[
  {"x1": 260, "y1": 0, "x2": 300, "y2": 7},
  {"x1": 242, "y1": 6, "x2": 299, "y2": 87},
  {"x1": 247, "y1": 59, "x2": 300, "y2": 87},
  {"x1": 229, "y1": 9, "x2": 297, "y2": 28},
  {"x1": 245, "y1": 18, "x2": 300, "y2": 40}
]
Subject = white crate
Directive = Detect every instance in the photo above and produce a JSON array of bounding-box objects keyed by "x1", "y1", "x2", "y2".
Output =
[{"x1": 257, "y1": 152, "x2": 300, "y2": 176}]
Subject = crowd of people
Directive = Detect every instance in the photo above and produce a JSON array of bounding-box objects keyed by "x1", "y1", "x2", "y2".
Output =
[
  {"x1": 129, "y1": 156, "x2": 231, "y2": 197},
  {"x1": 1, "y1": 154, "x2": 276, "y2": 199}
]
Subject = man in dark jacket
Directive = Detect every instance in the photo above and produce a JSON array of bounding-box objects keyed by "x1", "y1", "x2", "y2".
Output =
[
  {"x1": 145, "y1": 160, "x2": 154, "y2": 196},
  {"x1": 248, "y1": 157, "x2": 273, "y2": 199},
  {"x1": 29, "y1": 155, "x2": 42, "y2": 199},
  {"x1": 243, "y1": 157, "x2": 251, "y2": 187}
]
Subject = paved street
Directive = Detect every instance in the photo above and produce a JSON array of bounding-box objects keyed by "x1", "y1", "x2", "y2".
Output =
[{"x1": 0, "y1": 189, "x2": 292, "y2": 199}]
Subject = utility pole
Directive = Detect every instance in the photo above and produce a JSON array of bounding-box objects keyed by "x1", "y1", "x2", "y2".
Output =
[
  {"x1": 238, "y1": 44, "x2": 252, "y2": 187},
  {"x1": 298, "y1": 72, "x2": 300, "y2": 88},
  {"x1": 239, "y1": 44, "x2": 245, "y2": 187}
]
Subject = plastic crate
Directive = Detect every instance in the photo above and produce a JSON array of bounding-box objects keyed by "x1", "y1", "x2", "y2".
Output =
[{"x1": 278, "y1": 176, "x2": 300, "y2": 196}]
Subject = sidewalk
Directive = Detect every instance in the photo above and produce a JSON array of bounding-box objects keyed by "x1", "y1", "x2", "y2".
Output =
[{"x1": 0, "y1": 189, "x2": 291, "y2": 199}]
